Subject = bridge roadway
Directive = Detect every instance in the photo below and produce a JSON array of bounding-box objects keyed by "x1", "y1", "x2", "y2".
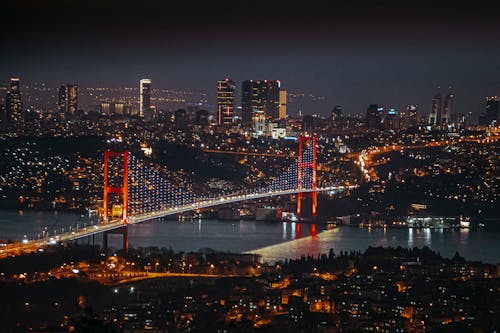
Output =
[{"x1": 0, "y1": 185, "x2": 357, "y2": 259}]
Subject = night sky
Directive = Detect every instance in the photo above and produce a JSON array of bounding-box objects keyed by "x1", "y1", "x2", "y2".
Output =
[{"x1": 2, "y1": 1, "x2": 500, "y2": 117}]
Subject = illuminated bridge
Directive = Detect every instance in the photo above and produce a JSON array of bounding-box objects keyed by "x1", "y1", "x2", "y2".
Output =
[{"x1": 2, "y1": 135, "x2": 357, "y2": 257}]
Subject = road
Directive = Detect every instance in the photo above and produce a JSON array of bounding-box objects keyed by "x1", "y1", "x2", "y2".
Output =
[{"x1": 351, "y1": 132, "x2": 500, "y2": 182}]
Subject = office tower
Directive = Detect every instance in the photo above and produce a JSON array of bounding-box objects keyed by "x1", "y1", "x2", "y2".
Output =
[
  {"x1": 331, "y1": 105, "x2": 342, "y2": 121},
  {"x1": 217, "y1": 78, "x2": 235, "y2": 125},
  {"x1": 384, "y1": 108, "x2": 400, "y2": 130},
  {"x1": 58, "y1": 84, "x2": 78, "y2": 117},
  {"x1": 196, "y1": 109, "x2": 209, "y2": 126},
  {"x1": 404, "y1": 105, "x2": 418, "y2": 128},
  {"x1": 174, "y1": 108, "x2": 187, "y2": 129},
  {"x1": 441, "y1": 90, "x2": 454, "y2": 125},
  {"x1": 241, "y1": 80, "x2": 260, "y2": 124},
  {"x1": 366, "y1": 104, "x2": 382, "y2": 130},
  {"x1": 428, "y1": 92, "x2": 442, "y2": 125},
  {"x1": 5, "y1": 78, "x2": 23, "y2": 123},
  {"x1": 452, "y1": 113, "x2": 468, "y2": 129},
  {"x1": 262, "y1": 80, "x2": 280, "y2": 120},
  {"x1": 241, "y1": 80, "x2": 281, "y2": 124},
  {"x1": 139, "y1": 79, "x2": 152, "y2": 119},
  {"x1": 478, "y1": 96, "x2": 500, "y2": 126},
  {"x1": 279, "y1": 89, "x2": 287, "y2": 119}
]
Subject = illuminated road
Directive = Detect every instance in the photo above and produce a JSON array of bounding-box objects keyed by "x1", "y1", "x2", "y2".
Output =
[
  {"x1": 0, "y1": 185, "x2": 356, "y2": 259},
  {"x1": 352, "y1": 132, "x2": 500, "y2": 182}
]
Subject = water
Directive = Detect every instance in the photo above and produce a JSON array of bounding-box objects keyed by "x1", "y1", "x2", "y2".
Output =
[
  {"x1": 0, "y1": 210, "x2": 97, "y2": 241},
  {"x1": 1, "y1": 211, "x2": 499, "y2": 264}
]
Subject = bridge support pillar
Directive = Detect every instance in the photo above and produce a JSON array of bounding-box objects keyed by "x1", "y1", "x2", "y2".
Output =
[{"x1": 103, "y1": 150, "x2": 129, "y2": 224}]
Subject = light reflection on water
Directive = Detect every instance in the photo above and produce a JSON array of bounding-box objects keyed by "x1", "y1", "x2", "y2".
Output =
[{"x1": 0, "y1": 211, "x2": 498, "y2": 264}]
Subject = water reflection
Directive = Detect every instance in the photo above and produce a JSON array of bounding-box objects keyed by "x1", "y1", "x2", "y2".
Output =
[
  {"x1": 459, "y1": 228, "x2": 470, "y2": 244},
  {"x1": 296, "y1": 223, "x2": 301, "y2": 238},
  {"x1": 311, "y1": 224, "x2": 317, "y2": 237},
  {"x1": 1, "y1": 212, "x2": 499, "y2": 264},
  {"x1": 408, "y1": 228, "x2": 413, "y2": 247},
  {"x1": 424, "y1": 228, "x2": 431, "y2": 245}
]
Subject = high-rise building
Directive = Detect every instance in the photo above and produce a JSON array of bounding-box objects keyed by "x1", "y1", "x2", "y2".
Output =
[
  {"x1": 428, "y1": 92, "x2": 442, "y2": 126},
  {"x1": 279, "y1": 89, "x2": 287, "y2": 119},
  {"x1": 331, "y1": 105, "x2": 342, "y2": 121},
  {"x1": 5, "y1": 78, "x2": 23, "y2": 123},
  {"x1": 174, "y1": 108, "x2": 187, "y2": 129},
  {"x1": 366, "y1": 104, "x2": 382, "y2": 130},
  {"x1": 242, "y1": 80, "x2": 260, "y2": 124},
  {"x1": 263, "y1": 80, "x2": 280, "y2": 120},
  {"x1": 384, "y1": 108, "x2": 400, "y2": 130},
  {"x1": 139, "y1": 79, "x2": 152, "y2": 119},
  {"x1": 441, "y1": 90, "x2": 454, "y2": 125},
  {"x1": 217, "y1": 78, "x2": 235, "y2": 125},
  {"x1": 196, "y1": 109, "x2": 209, "y2": 127},
  {"x1": 405, "y1": 105, "x2": 418, "y2": 128},
  {"x1": 478, "y1": 96, "x2": 499, "y2": 126},
  {"x1": 58, "y1": 84, "x2": 78, "y2": 117},
  {"x1": 241, "y1": 80, "x2": 281, "y2": 124}
]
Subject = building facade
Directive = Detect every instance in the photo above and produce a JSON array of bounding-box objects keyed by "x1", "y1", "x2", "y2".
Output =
[
  {"x1": 428, "y1": 92, "x2": 442, "y2": 126},
  {"x1": 5, "y1": 78, "x2": 23, "y2": 123},
  {"x1": 139, "y1": 79, "x2": 152, "y2": 119},
  {"x1": 58, "y1": 84, "x2": 78, "y2": 117},
  {"x1": 241, "y1": 80, "x2": 281, "y2": 125},
  {"x1": 217, "y1": 78, "x2": 235, "y2": 125}
]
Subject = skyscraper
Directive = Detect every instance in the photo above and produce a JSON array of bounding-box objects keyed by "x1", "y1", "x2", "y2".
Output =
[
  {"x1": 241, "y1": 80, "x2": 281, "y2": 125},
  {"x1": 331, "y1": 105, "x2": 342, "y2": 121},
  {"x1": 384, "y1": 108, "x2": 400, "y2": 130},
  {"x1": 441, "y1": 90, "x2": 454, "y2": 125},
  {"x1": 478, "y1": 97, "x2": 499, "y2": 126},
  {"x1": 241, "y1": 80, "x2": 260, "y2": 125},
  {"x1": 428, "y1": 92, "x2": 442, "y2": 126},
  {"x1": 366, "y1": 104, "x2": 382, "y2": 130},
  {"x1": 217, "y1": 78, "x2": 235, "y2": 125},
  {"x1": 58, "y1": 84, "x2": 78, "y2": 117},
  {"x1": 139, "y1": 79, "x2": 152, "y2": 119},
  {"x1": 405, "y1": 105, "x2": 418, "y2": 128},
  {"x1": 5, "y1": 78, "x2": 23, "y2": 123},
  {"x1": 279, "y1": 89, "x2": 287, "y2": 119}
]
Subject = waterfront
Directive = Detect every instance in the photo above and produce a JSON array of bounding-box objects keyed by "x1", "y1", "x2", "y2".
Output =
[{"x1": 0, "y1": 211, "x2": 499, "y2": 264}]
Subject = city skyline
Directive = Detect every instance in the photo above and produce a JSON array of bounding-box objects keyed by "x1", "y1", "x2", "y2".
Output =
[{"x1": 1, "y1": 2, "x2": 500, "y2": 118}]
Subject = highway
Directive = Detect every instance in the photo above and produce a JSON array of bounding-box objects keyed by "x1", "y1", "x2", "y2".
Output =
[
  {"x1": 352, "y1": 132, "x2": 500, "y2": 182},
  {"x1": 0, "y1": 185, "x2": 357, "y2": 259}
]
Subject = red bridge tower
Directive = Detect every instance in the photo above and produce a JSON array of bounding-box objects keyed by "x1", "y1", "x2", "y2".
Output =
[{"x1": 297, "y1": 134, "x2": 317, "y2": 219}]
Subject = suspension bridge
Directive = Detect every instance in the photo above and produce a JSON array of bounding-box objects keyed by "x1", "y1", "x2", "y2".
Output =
[{"x1": 1, "y1": 135, "x2": 357, "y2": 257}]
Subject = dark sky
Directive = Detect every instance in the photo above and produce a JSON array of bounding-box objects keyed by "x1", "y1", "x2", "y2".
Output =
[{"x1": 2, "y1": 1, "x2": 500, "y2": 117}]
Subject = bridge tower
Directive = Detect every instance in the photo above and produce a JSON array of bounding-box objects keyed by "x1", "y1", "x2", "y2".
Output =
[
  {"x1": 103, "y1": 150, "x2": 129, "y2": 224},
  {"x1": 297, "y1": 134, "x2": 317, "y2": 219}
]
